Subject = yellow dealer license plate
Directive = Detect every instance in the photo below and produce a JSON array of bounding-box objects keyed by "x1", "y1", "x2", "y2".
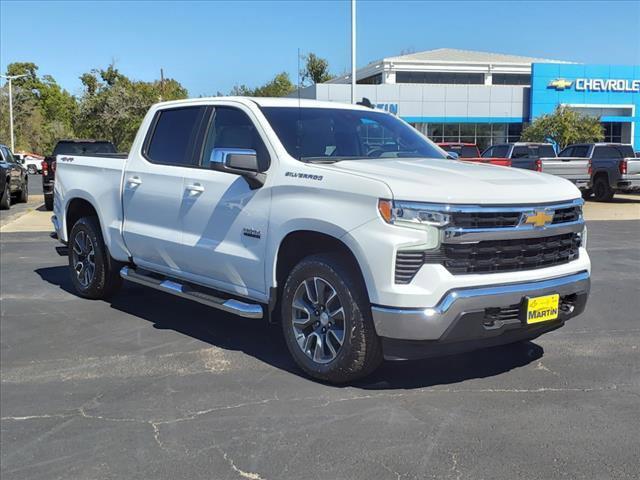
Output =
[{"x1": 525, "y1": 294, "x2": 560, "y2": 324}]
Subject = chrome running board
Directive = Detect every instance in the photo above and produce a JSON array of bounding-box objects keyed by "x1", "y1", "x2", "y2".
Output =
[{"x1": 120, "y1": 266, "x2": 263, "y2": 319}]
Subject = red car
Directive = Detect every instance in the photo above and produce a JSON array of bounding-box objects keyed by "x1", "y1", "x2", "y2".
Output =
[{"x1": 437, "y1": 142, "x2": 481, "y2": 159}]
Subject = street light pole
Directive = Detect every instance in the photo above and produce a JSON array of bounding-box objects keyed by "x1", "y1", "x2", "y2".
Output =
[
  {"x1": 1, "y1": 74, "x2": 28, "y2": 152},
  {"x1": 351, "y1": 0, "x2": 356, "y2": 104}
]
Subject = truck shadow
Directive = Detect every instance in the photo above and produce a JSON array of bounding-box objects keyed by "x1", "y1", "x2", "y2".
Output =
[{"x1": 36, "y1": 265, "x2": 543, "y2": 390}]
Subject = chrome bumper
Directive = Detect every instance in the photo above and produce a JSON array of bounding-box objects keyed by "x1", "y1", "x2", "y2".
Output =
[{"x1": 371, "y1": 271, "x2": 590, "y2": 341}]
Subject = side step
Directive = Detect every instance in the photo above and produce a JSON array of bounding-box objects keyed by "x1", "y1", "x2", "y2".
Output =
[{"x1": 120, "y1": 266, "x2": 263, "y2": 319}]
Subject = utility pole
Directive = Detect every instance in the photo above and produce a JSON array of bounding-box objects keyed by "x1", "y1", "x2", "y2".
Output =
[
  {"x1": 351, "y1": 0, "x2": 356, "y2": 104},
  {"x1": 0, "y1": 73, "x2": 28, "y2": 152}
]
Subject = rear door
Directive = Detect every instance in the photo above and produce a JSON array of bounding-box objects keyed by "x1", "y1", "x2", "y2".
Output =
[
  {"x1": 122, "y1": 105, "x2": 208, "y2": 274},
  {"x1": 177, "y1": 104, "x2": 273, "y2": 298}
]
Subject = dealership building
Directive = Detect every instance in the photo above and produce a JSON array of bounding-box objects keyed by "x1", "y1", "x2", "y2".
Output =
[{"x1": 296, "y1": 48, "x2": 640, "y2": 150}]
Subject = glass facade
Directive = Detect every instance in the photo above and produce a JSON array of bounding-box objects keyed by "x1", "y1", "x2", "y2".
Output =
[
  {"x1": 492, "y1": 73, "x2": 531, "y2": 85},
  {"x1": 357, "y1": 73, "x2": 382, "y2": 85},
  {"x1": 602, "y1": 122, "x2": 623, "y2": 143},
  {"x1": 396, "y1": 71, "x2": 485, "y2": 85},
  {"x1": 412, "y1": 122, "x2": 525, "y2": 151}
]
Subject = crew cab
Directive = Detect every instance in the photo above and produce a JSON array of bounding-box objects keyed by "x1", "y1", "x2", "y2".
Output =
[
  {"x1": 464, "y1": 142, "x2": 557, "y2": 169},
  {"x1": 42, "y1": 139, "x2": 117, "y2": 210},
  {"x1": 550, "y1": 143, "x2": 640, "y2": 202},
  {"x1": 51, "y1": 98, "x2": 591, "y2": 383},
  {"x1": 436, "y1": 142, "x2": 481, "y2": 158}
]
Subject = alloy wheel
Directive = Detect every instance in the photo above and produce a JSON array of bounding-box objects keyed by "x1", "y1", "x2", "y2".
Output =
[
  {"x1": 291, "y1": 276, "x2": 346, "y2": 364},
  {"x1": 72, "y1": 231, "x2": 96, "y2": 288}
]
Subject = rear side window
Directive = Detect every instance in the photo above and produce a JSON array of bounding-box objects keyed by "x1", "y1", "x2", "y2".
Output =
[
  {"x1": 460, "y1": 146, "x2": 479, "y2": 158},
  {"x1": 593, "y1": 146, "x2": 622, "y2": 159},
  {"x1": 512, "y1": 146, "x2": 529, "y2": 158},
  {"x1": 559, "y1": 147, "x2": 573, "y2": 157},
  {"x1": 53, "y1": 141, "x2": 117, "y2": 156},
  {"x1": 536, "y1": 145, "x2": 556, "y2": 157},
  {"x1": 487, "y1": 145, "x2": 509, "y2": 157},
  {"x1": 145, "y1": 107, "x2": 207, "y2": 166}
]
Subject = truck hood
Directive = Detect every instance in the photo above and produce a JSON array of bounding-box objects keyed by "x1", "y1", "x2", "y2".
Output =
[{"x1": 326, "y1": 157, "x2": 580, "y2": 204}]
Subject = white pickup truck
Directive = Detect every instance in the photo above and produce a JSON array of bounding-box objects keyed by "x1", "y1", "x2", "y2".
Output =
[{"x1": 52, "y1": 97, "x2": 591, "y2": 383}]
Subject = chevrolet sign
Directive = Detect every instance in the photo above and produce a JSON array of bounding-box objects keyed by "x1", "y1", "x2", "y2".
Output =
[{"x1": 575, "y1": 78, "x2": 640, "y2": 92}]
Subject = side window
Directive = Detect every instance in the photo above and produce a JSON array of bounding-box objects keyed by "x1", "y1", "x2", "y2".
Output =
[
  {"x1": 202, "y1": 107, "x2": 270, "y2": 172},
  {"x1": 145, "y1": 107, "x2": 206, "y2": 166},
  {"x1": 481, "y1": 147, "x2": 494, "y2": 158},
  {"x1": 512, "y1": 146, "x2": 529, "y2": 158}
]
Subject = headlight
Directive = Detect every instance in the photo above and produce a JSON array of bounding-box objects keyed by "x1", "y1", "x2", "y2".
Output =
[{"x1": 378, "y1": 199, "x2": 451, "y2": 228}]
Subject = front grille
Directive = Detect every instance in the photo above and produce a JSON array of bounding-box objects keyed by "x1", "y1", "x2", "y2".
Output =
[
  {"x1": 552, "y1": 206, "x2": 581, "y2": 224},
  {"x1": 450, "y1": 205, "x2": 581, "y2": 229},
  {"x1": 395, "y1": 232, "x2": 581, "y2": 282},
  {"x1": 451, "y1": 211, "x2": 521, "y2": 228},
  {"x1": 485, "y1": 304, "x2": 521, "y2": 322}
]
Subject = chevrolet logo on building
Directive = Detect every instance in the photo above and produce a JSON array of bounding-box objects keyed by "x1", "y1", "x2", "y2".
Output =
[
  {"x1": 548, "y1": 79, "x2": 573, "y2": 90},
  {"x1": 522, "y1": 211, "x2": 554, "y2": 228}
]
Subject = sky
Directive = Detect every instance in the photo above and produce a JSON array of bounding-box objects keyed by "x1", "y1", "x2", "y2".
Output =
[{"x1": 1, "y1": 0, "x2": 639, "y2": 97}]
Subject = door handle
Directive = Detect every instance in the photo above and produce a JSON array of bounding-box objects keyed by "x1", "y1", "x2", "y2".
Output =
[
  {"x1": 186, "y1": 183, "x2": 205, "y2": 194},
  {"x1": 127, "y1": 176, "x2": 142, "y2": 186}
]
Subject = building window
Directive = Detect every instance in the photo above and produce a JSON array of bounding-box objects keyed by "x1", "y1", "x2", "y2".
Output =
[
  {"x1": 396, "y1": 72, "x2": 484, "y2": 85},
  {"x1": 492, "y1": 74, "x2": 531, "y2": 85},
  {"x1": 410, "y1": 122, "x2": 525, "y2": 151},
  {"x1": 357, "y1": 73, "x2": 382, "y2": 85},
  {"x1": 602, "y1": 122, "x2": 622, "y2": 143}
]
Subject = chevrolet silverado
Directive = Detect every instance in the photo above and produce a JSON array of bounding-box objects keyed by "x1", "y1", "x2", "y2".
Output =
[{"x1": 51, "y1": 98, "x2": 591, "y2": 383}]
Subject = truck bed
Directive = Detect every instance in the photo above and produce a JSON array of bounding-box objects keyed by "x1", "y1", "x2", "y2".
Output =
[{"x1": 539, "y1": 156, "x2": 590, "y2": 188}]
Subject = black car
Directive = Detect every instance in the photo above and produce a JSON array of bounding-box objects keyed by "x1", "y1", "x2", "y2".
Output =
[
  {"x1": 0, "y1": 144, "x2": 29, "y2": 210},
  {"x1": 42, "y1": 139, "x2": 117, "y2": 211}
]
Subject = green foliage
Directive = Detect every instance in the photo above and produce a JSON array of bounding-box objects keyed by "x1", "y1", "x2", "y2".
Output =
[
  {"x1": 228, "y1": 72, "x2": 296, "y2": 97},
  {"x1": 0, "y1": 62, "x2": 188, "y2": 154},
  {"x1": 521, "y1": 106, "x2": 604, "y2": 150},
  {"x1": 301, "y1": 53, "x2": 334, "y2": 85}
]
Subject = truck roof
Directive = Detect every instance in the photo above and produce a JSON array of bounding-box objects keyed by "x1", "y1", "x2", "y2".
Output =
[{"x1": 152, "y1": 96, "x2": 376, "y2": 112}]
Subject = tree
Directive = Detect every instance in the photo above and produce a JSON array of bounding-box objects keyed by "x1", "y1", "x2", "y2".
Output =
[
  {"x1": 227, "y1": 72, "x2": 295, "y2": 97},
  {"x1": 521, "y1": 106, "x2": 604, "y2": 150},
  {"x1": 301, "y1": 53, "x2": 334, "y2": 85},
  {"x1": 75, "y1": 64, "x2": 188, "y2": 150}
]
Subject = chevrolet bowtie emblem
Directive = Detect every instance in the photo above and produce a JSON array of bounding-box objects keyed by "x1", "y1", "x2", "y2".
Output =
[
  {"x1": 548, "y1": 79, "x2": 573, "y2": 90},
  {"x1": 523, "y1": 211, "x2": 554, "y2": 228}
]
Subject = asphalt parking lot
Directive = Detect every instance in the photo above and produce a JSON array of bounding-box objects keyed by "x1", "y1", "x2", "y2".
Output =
[{"x1": 1, "y1": 198, "x2": 639, "y2": 479}]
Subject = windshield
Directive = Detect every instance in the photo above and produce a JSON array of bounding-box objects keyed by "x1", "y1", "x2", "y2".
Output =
[
  {"x1": 260, "y1": 107, "x2": 446, "y2": 162},
  {"x1": 53, "y1": 141, "x2": 117, "y2": 156}
]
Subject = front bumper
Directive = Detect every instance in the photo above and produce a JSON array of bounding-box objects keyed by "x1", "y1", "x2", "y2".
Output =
[{"x1": 372, "y1": 271, "x2": 590, "y2": 356}]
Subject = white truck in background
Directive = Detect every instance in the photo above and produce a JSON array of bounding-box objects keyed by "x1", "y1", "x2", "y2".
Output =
[{"x1": 51, "y1": 97, "x2": 591, "y2": 383}]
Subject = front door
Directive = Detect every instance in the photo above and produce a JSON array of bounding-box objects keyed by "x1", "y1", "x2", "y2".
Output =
[
  {"x1": 122, "y1": 106, "x2": 208, "y2": 275},
  {"x1": 178, "y1": 105, "x2": 272, "y2": 299}
]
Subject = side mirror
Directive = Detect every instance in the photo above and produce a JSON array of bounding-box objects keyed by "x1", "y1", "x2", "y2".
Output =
[
  {"x1": 446, "y1": 152, "x2": 460, "y2": 160},
  {"x1": 210, "y1": 148, "x2": 266, "y2": 189}
]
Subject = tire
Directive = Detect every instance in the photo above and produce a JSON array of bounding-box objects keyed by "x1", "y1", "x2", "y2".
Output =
[
  {"x1": 581, "y1": 189, "x2": 592, "y2": 200},
  {"x1": 44, "y1": 193, "x2": 53, "y2": 211},
  {"x1": 0, "y1": 186, "x2": 10, "y2": 210},
  {"x1": 592, "y1": 176, "x2": 614, "y2": 202},
  {"x1": 17, "y1": 180, "x2": 28, "y2": 203},
  {"x1": 68, "y1": 216, "x2": 123, "y2": 299},
  {"x1": 27, "y1": 165, "x2": 37, "y2": 175},
  {"x1": 280, "y1": 253, "x2": 383, "y2": 384}
]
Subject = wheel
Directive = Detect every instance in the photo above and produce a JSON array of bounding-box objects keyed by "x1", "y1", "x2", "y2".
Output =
[
  {"x1": 592, "y1": 176, "x2": 614, "y2": 202},
  {"x1": 27, "y1": 165, "x2": 37, "y2": 175},
  {"x1": 68, "y1": 216, "x2": 123, "y2": 299},
  {"x1": 44, "y1": 193, "x2": 53, "y2": 211},
  {"x1": 17, "y1": 181, "x2": 28, "y2": 203},
  {"x1": 581, "y1": 189, "x2": 592, "y2": 200},
  {"x1": 0, "y1": 186, "x2": 10, "y2": 210},
  {"x1": 281, "y1": 253, "x2": 383, "y2": 383}
]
